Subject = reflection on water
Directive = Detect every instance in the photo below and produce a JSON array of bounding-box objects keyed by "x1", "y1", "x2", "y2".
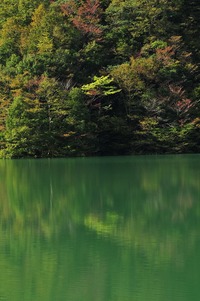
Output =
[{"x1": 0, "y1": 155, "x2": 200, "y2": 301}]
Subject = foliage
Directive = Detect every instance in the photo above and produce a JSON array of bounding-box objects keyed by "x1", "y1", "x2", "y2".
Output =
[
  {"x1": 61, "y1": 0, "x2": 103, "y2": 39},
  {"x1": 0, "y1": 0, "x2": 199, "y2": 157}
]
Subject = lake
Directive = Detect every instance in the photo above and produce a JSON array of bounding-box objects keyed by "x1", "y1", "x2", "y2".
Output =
[{"x1": 0, "y1": 155, "x2": 200, "y2": 301}]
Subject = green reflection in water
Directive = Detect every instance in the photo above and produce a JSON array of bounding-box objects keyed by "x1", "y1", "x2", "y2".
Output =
[{"x1": 0, "y1": 155, "x2": 200, "y2": 301}]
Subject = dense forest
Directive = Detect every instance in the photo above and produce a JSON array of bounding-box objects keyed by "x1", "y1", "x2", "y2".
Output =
[{"x1": 0, "y1": 0, "x2": 199, "y2": 158}]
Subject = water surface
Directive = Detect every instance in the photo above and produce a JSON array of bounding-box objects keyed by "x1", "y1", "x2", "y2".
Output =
[{"x1": 0, "y1": 155, "x2": 200, "y2": 301}]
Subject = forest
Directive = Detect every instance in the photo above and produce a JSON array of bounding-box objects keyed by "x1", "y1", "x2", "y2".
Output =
[{"x1": 0, "y1": 0, "x2": 199, "y2": 158}]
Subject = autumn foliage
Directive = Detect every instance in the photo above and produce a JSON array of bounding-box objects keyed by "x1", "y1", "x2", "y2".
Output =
[
  {"x1": 0, "y1": 0, "x2": 199, "y2": 157},
  {"x1": 61, "y1": 0, "x2": 103, "y2": 37}
]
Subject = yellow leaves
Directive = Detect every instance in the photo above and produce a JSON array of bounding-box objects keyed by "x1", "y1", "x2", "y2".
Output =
[
  {"x1": 26, "y1": 99, "x2": 43, "y2": 114},
  {"x1": 111, "y1": 55, "x2": 156, "y2": 94},
  {"x1": 31, "y1": 4, "x2": 45, "y2": 27},
  {"x1": 0, "y1": 17, "x2": 21, "y2": 47},
  {"x1": 111, "y1": 63, "x2": 135, "y2": 93},
  {"x1": 192, "y1": 118, "x2": 200, "y2": 129},
  {"x1": 140, "y1": 117, "x2": 158, "y2": 131},
  {"x1": 9, "y1": 73, "x2": 30, "y2": 97},
  {"x1": 63, "y1": 131, "x2": 76, "y2": 137},
  {"x1": 37, "y1": 34, "x2": 53, "y2": 54},
  {"x1": 20, "y1": 4, "x2": 53, "y2": 54}
]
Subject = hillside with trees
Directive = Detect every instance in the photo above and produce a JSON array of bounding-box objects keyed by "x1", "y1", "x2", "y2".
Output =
[{"x1": 0, "y1": 0, "x2": 199, "y2": 158}]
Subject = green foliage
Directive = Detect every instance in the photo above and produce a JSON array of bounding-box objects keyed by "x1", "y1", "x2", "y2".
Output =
[
  {"x1": 81, "y1": 75, "x2": 121, "y2": 96},
  {"x1": 5, "y1": 96, "x2": 34, "y2": 157},
  {"x1": 65, "y1": 87, "x2": 98, "y2": 156},
  {"x1": 0, "y1": 0, "x2": 199, "y2": 157}
]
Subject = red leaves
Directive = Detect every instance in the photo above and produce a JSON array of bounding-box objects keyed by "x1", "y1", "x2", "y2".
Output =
[
  {"x1": 61, "y1": 0, "x2": 102, "y2": 38},
  {"x1": 168, "y1": 84, "x2": 194, "y2": 124},
  {"x1": 176, "y1": 98, "x2": 193, "y2": 114}
]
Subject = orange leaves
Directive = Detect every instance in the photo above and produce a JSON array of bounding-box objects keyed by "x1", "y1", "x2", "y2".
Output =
[
  {"x1": 156, "y1": 46, "x2": 175, "y2": 65},
  {"x1": 61, "y1": 0, "x2": 103, "y2": 38}
]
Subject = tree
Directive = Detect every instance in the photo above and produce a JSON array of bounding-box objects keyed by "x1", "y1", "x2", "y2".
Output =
[
  {"x1": 61, "y1": 0, "x2": 103, "y2": 39},
  {"x1": 4, "y1": 76, "x2": 70, "y2": 158}
]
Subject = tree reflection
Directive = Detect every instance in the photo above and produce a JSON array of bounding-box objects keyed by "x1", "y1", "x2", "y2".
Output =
[
  {"x1": 0, "y1": 156, "x2": 200, "y2": 250},
  {"x1": 0, "y1": 156, "x2": 200, "y2": 300}
]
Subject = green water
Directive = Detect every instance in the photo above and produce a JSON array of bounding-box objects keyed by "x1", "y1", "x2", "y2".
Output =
[{"x1": 0, "y1": 155, "x2": 200, "y2": 301}]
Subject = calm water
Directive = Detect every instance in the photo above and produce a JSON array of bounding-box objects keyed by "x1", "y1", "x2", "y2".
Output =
[{"x1": 0, "y1": 155, "x2": 200, "y2": 301}]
